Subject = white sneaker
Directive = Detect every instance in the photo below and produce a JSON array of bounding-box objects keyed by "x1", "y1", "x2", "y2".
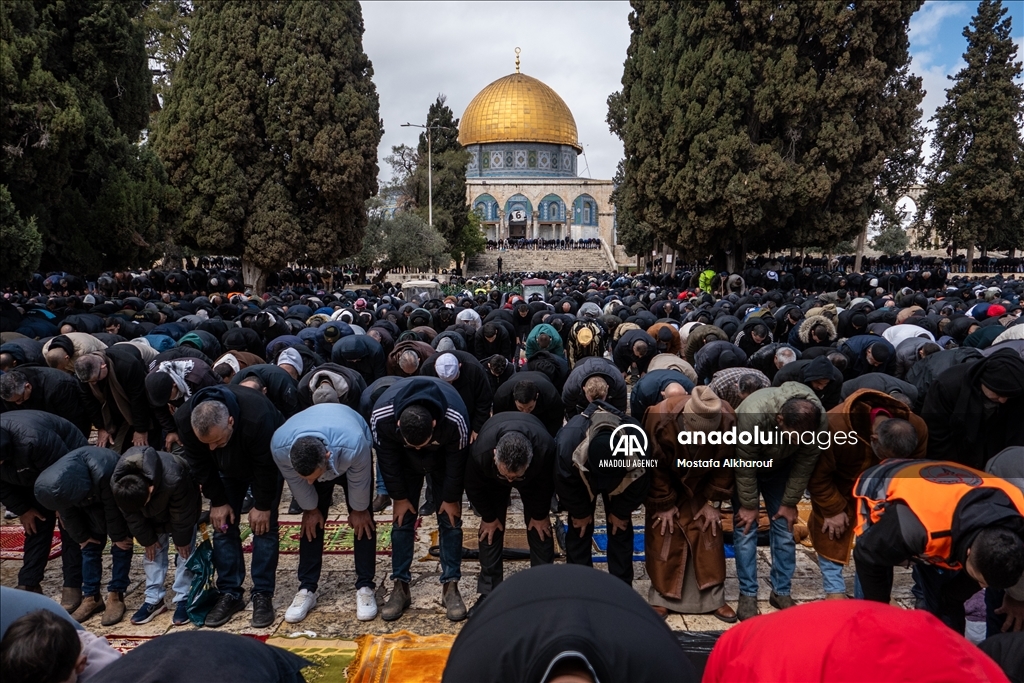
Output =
[
  {"x1": 284, "y1": 589, "x2": 317, "y2": 624},
  {"x1": 356, "y1": 586, "x2": 378, "y2": 621}
]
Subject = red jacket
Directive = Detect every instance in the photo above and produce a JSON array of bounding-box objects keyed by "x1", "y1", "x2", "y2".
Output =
[{"x1": 702, "y1": 601, "x2": 1008, "y2": 683}]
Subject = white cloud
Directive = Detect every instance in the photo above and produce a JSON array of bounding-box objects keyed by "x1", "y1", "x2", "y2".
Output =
[
  {"x1": 361, "y1": 1, "x2": 632, "y2": 185},
  {"x1": 909, "y1": 1, "x2": 971, "y2": 49}
]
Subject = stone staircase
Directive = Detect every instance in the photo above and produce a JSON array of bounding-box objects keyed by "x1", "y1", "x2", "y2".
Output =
[{"x1": 467, "y1": 247, "x2": 615, "y2": 276}]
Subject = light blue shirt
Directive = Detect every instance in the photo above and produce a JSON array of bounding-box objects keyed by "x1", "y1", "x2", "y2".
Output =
[{"x1": 270, "y1": 403, "x2": 373, "y2": 512}]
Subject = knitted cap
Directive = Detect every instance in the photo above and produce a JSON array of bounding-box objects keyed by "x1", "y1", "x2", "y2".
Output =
[{"x1": 682, "y1": 386, "x2": 722, "y2": 433}]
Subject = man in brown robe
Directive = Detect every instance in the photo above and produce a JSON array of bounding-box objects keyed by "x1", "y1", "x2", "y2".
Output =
[
  {"x1": 643, "y1": 386, "x2": 736, "y2": 622},
  {"x1": 808, "y1": 388, "x2": 928, "y2": 598}
]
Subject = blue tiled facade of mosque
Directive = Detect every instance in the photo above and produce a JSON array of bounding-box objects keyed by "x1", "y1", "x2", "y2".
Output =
[{"x1": 465, "y1": 142, "x2": 578, "y2": 179}]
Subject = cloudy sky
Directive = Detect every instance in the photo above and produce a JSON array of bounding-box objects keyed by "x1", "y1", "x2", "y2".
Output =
[{"x1": 362, "y1": 1, "x2": 1023, "y2": 185}]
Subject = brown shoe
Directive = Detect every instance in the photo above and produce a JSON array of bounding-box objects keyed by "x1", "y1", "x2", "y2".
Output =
[
  {"x1": 15, "y1": 585, "x2": 43, "y2": 594},
  {"x1": 381, "y1": 581, "x2": 410, "y2": 622},
  {"x1": 101, "y1": 592, "x2": 126, "y2": 626},
  {"x1": 737, "y1": 595, "x2": 759, "y2": 621},
  {"x1": 61, "y1": 587, "x2": 82, "y2": 613},
  {"x1": 712, "y1": 604, "x2": 738, "y2": 623},
  {"x1": 442, "y1": 582, "x2": 467, "y2": 622},
  {"x1": 769, "y1": 592, "x2": 796, "y2": 610},
  {"x1": 71, "y1": 595, "x2": 104, "y2": 623},
  {"x1": 825, "y1": 593, "x2": 849, "y2": 600},
  {"x1": 651, "y1": 605, "x2": 669, "y2": 619}
]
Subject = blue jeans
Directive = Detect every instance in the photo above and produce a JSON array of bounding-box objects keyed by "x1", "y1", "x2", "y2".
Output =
[
  {"x1": 732, "y1": 462, "x2": 796, "y2": 598},
  {"x1": 375, "y1": 461, "x2": 388, "y2": 497},
  {"x1": 81, "y1": 539, "x2": 132, "y2": 597},
  {"x1": 390, "y1": 466, "x2": 461, "y2": 584},
  {"x1": 818, "y1": 557, "x2": 846, "y2": 595},
  {"x1": 212, "y1": 474, "x2": 282, "y2": 598},
  {"x1": 143, "y1": 531, "x2": 196, "y2": 604}
]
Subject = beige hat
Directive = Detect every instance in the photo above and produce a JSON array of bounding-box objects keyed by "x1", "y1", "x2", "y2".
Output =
[{"x1": 682, "y1": 386, "x2": 722, "y2": 433}]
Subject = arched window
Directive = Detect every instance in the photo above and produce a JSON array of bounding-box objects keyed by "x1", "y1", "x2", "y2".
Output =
[
  {"x1": 473, "y1": 193, "x2": 498, "y2": 222},
  {"x1": 539, "y1": 194, "x2": 564, "y2": 222},
  {"x1": 573, "y1": 194, "x2": 598, "y2": 226}
]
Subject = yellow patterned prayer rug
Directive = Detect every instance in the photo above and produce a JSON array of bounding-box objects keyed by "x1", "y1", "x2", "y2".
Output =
[
  {"x1": 346, "y1": 630, "x2": 454, "y2": 683},
  {"x1": 266, "y1": 636, "x2": 358, "y2": 683}
]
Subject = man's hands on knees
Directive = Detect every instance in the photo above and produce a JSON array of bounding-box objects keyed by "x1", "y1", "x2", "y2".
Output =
[
  {"x1": 479, "y1": 518, "x2": 504, "y2": 544},
  {"x1": 348, "y1": 508, "x2": 374, "y2": 540}
]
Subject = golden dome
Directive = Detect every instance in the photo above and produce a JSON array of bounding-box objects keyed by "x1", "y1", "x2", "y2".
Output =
[{"x1": 459, "y1": 72, "x2": 581, "y2": 152}]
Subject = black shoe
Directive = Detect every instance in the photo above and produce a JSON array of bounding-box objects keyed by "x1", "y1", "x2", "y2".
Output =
[
  {"x1": 372, "y1": 494, "x2": 391, "y2": 513},
  {"x1": 204, "y1": 593, "x2": 245, "y2": 628},
  {"x1": 287, "y1": 498, "x2": 303, "y2": 515},
  {"x1": 251, "y1": 593, "x2": 276, "y2": 628},
  {"x1": 419, "y1": 499, "x2": 436, "y2": 516},
  {"x1": 241, "y1": 491, "x2": 255, "y2": 514},
  {"x1": 467, "y1": 593, "x2": 487, "y2": 619}
]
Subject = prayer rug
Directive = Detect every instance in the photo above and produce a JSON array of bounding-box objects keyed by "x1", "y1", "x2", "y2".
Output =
[
  {"x1": 346, "y1": 630, "x2": 454, "y2": 683},
  {"x1": 0, "y1": 525, "x2": 62, "y2": 560},
  {"x1": 424, "y1": 527, "x2": 538, "y2": 561},
  {"x1": 242, "y1": 520, "x2": 392, "y2": 555},
  {"x1": 266, "y1": 636, "x2": 357, "y2": 683}
]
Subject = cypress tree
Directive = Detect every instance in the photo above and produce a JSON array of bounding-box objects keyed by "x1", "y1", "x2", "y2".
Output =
[
  {"x1": 413, "y1": 96, "x2": 476, "y2": 271},
  {"x1": 609, "y1": 1, "x2": 924, "y2": 269},
  {"x1": 0, "y1": 0, "x2": 168, "y2": 273},
  {"x1": 919, "y1": 0, "x2": 1024, "y2": 265},
  {"x1": 154, "y1": 1, "x2": 383, "y2": 292}
]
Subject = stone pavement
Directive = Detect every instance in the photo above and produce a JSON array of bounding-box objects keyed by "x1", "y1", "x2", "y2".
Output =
[{"x1": 1, "y1": 487, "x2": 916, "y2": 641}]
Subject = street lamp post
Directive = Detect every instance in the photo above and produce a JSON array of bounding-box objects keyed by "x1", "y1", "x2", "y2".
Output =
[{"x1": 401, "y1": 122, "x2": 456, "y2": 228}]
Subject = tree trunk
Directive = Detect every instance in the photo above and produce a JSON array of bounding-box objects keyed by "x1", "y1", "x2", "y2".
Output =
[
  {"x1": 374, "y1": 267, "x2": 390, "y2": 284},
  {"x1": 853, "y1": 224, "x2": 868, "y2": 274},
  {"x1": 966, "y1": 243, "x2": 975, "y2": 274},
  {"x1": 241, "y1": 259, "x2": 267, "y2": 295}
]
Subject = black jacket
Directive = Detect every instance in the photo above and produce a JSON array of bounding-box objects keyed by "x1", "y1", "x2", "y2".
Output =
[
  {"x1": 111, "y1": 446, "x2": 201, "y2": 547},
  {"x1": 94, "y1": 631, "x2": 310, "y2": 683},
  {"x1": 1, "y1": 365, "x2": 96, "y2": 436},
  {"x1": 612, "y1": 329, "x2": 657, "y2": 375},
  {"x1": 175, "y1": 385, "x2": 284, "y2": 511},
  {"x1": 148, "y1": 358, "x2": 221, "y2": 434},
  {"x1": 420, "y1": 350, "x2": 494, "y2": 434},
  {"x1": 492, "y1": 371, "x2": 564, "y2": 436},
  {"x1": 773, "y1": 356, "x2": 844, "y2": 410},
  {"x1": 442, "y1": 564, "x2": 698, "y2": 683},
  {"x1": 296, "y1": 362, "x2": 366, "y2": 411},
  {"x1": 0, "y1": 411, "x2": 89, "y2": 515},
  {"x1": 855, "y1": 485, "x2": 1024, "y2": 603},
  {"x1": 370, "y1": 377, "x2": 469, "y2": 504},
  {"x1": 466, "y1": 412, "x2": 555, "y2": 523},
  {"x1": 561, "y1": 356, "x2": 628, "y2": 418},
  {"x1": 554, "y1": 402, "x2": 650, "y2": 520},
  {"x1": 89, "y1": 344, "x2": 154, "y2": 434},
  {"x1": 231, "y1": 363, "x2": 300, "y2": 417},
  {"x1": 473, "y1": 323, "x2": 513, "y2": 361},
  {"x1": 629, "y1": 369, "x2": 695, "y2": 420},
  {"x1": 922, "y1": 354, "x2": 1024, "y2": 469},
  {"x1": 33, "y1": 446, "x2": 129, "y2": 544},
  {"x1": 331, "y1": 335, "x2": 387, "y2": 386}
]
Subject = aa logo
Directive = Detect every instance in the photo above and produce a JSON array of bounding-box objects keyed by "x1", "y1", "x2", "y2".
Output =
[{"x1": 610, "y1": 424, "x2": 648, "y2": 458}]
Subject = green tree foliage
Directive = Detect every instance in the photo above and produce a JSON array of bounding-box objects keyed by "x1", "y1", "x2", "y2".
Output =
[
  {"x1": 450, "y1": 210, "x2": 487, "y2": 271},
  {"x1": 0, "y1": 185, "x2": 43, "y2": 284},
  {"x1": 388, "y1": 96, "x2": 476, "y2": 269},
  {"x1": 154, "y1": 1, "x2": 382, "y2": 291},
  {"x1": 142, "y1": 0, "x2": 192, "y2": 127},
  {"x1": 609, "y1": 1, "x2": 924, "y2": 268},
  {"x1": 354, "y1": 200, "x2": 448, "y2": 283},
  {"x1": 1, "y1": 0, "x2": 169, "y2": 273},
  {"x1": 870, "y1": 222, "x2": 909, "y2": 257},
  {"x1": 919, "y1": 0, "x2": 1024, "y2": 256}
]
